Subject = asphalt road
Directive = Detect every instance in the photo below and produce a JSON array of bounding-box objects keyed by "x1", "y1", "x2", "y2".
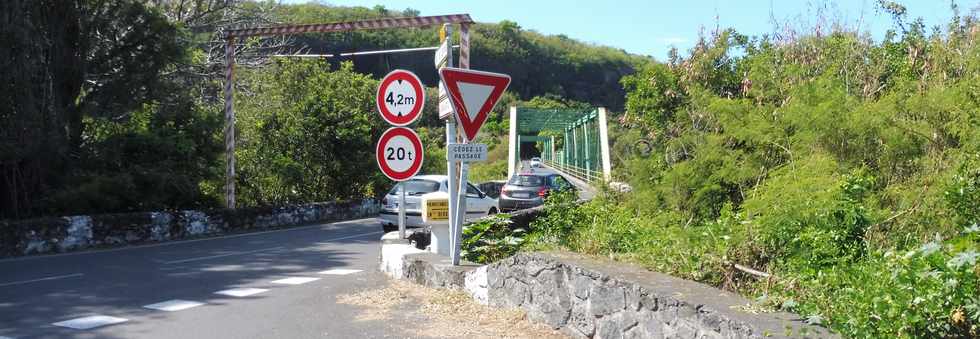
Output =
[{"x1": 0, "y1": 218, "x2": 423, "y2": 339}]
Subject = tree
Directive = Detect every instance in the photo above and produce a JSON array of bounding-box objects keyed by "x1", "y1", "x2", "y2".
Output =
[
  {"x1": 236, "y1": 60, "x2": 385, "y2": 206},
  {"x1": 0, "y1": 0, "x2": 193, "y2": 218}
]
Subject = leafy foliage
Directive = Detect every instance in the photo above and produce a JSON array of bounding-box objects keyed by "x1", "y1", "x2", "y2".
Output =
[
  {"x1": 0, "y1": 0, "x2": 221, "y2": 218},
  {"x1": 461, "y1": 214, "x2": 525, "y2": 263},
  {"x1": 236, "y1": 60, "x2": 385, "y2": 205},
  {"x1": 532, "y1": 5, "x2": 980, "y2": 338}
]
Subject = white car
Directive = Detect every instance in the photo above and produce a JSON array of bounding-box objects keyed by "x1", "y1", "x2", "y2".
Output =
[
  {"x1": 529, "y1": 157, "x2": 542, "y2": 168},
  {"x1": 378, "y1": 175, "x2": 498, "y2": 232}
]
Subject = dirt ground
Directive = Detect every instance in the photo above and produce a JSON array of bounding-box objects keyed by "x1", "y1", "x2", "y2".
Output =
[{"x1": 337, "y1": 278, "x2": 568, "y2": 339}]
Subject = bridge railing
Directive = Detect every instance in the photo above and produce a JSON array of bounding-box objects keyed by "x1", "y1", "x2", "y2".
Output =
[{"x1": 542, "y1": 159, "x2": 602, "y2": 185}]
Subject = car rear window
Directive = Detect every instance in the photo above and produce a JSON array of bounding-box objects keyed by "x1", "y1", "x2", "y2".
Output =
[
  {"x1": 508, "y1": 175, "x2": 543, "y2": 187},
  {"x1": 390, "y1": 179, "x2": 441, "y2": 195}
]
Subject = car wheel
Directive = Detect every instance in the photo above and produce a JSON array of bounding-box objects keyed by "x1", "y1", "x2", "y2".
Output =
[
  {"x1": 488, "y1": 207, "x2": 498, "y2": 215},
  {"x1": 382, "y1": 223, "x2": 398, "y2": 233}
]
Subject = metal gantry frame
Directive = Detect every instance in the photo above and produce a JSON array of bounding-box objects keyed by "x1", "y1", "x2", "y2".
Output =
[
  {"x1": 221, "y1": 14, "x2": 474, "y2": 208},
  {"x1": 508, "y1": 107, "x2": 612, "y2": 183}
]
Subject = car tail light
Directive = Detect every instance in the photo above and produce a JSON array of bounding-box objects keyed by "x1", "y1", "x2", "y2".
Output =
[{"x1": 538, "y1": 187, "x2": 548, "y2": 197}]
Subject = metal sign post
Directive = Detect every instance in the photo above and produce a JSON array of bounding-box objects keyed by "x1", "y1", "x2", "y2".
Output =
[
  {"x1": 452, "y1": 135, "x2": 470, "y2": 264},
  {"x1": 399, "y1": 186, "x2": 406, "y2": 239}
]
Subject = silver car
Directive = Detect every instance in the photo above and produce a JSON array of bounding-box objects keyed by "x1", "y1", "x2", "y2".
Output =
[
  {"x1": 378, "y1": 175, "x2": 499, "y2": 232},
  {"x1": 498, "y1": 172, "x2": 575, "y2": 212}
]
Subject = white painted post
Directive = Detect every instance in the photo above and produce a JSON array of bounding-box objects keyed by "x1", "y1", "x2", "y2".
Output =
[
  {"x1": 398, "y1": 184, "x2": 406, "y2": 238},
  {"x1": 507, "y1": 106, "x2": 518, "y2": 179},
  {"x1": 598, "y1": 107, "x2": 612, "y2": 182},
  {"x1": 445, "y1": 121, "x2": 458, "y2": 248}
]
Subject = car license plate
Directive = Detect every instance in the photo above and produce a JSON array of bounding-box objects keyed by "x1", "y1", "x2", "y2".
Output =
[{"x1": 513, "y1": 192, "x2": 529, "y2": 198}]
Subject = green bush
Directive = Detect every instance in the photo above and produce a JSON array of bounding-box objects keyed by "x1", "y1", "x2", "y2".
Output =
[
  {"x1": 236, "y1": 60, "x2": 386, "y2": 206},
  {"x1": 530, "y1": 5, "x2": 980, "y2": 338},
  {"x1": 461, "y1": 214, "x2": 525, "y2": 263}
]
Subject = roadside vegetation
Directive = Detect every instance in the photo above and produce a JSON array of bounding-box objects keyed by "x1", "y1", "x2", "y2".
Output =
[
  {"x1": 0, "y1": 1, "x2": 646, "y2": 219},
  {"x1": 521, "y1": 3, "x2": 980, "y2": 338}
]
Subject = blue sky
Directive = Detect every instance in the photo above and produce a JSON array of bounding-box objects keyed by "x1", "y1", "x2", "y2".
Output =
[{"x1": 289, "y1": 1, "x2": 972, "y2": 60}]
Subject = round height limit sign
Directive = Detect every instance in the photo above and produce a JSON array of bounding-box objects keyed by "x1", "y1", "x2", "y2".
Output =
[{"x1": 376, "y1": 69, "x2": 425, "y2": 126}]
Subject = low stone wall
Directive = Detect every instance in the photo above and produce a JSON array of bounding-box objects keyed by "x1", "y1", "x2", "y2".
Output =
[
  {"x1": 490, "y1": 252, "x2": 835, "y2": 339},
  {"x1": 1, "y1": 200, "x2": 379, "y2": 257},
  {"x1": 381, "y1": 249, "x2": 835, "y2": 338}
]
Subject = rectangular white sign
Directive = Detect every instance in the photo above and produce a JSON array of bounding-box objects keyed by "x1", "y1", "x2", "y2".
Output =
[
  {"x1": 434, "y1": 40, "x2": 450, "y2": 68},
  {"x1": 447, "y1": 143, "x2": 487, "y2": 162},
  {"x1": 438, "y1": 81, "x2": 453, "y2": 119}
]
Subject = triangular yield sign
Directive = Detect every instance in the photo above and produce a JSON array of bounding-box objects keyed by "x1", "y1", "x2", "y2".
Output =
[{"x1": 439, "y1": 67, "x2": 511, "y2": 141}]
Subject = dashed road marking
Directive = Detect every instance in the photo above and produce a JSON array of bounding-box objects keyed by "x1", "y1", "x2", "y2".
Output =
[
  {"x1": 52, "y1": 315, "x2": 128, "y2": 330},
  {"x1": 271, "y1": 277, "x2": 320, "y2": 285},
  {"x1": 313, "y1": 231, "x2": 383, "y2": 245},
  {"x1": 143, "y1": 299, "x2": 205, "y2": 312},
  {"x1": 0, "y1": 273, "x2": 84, "y2": 287},
  {"x1": 162, "y1": 246, "x2": 283, "y2": 265},
  {"x1": 214, "y1": 288, "x2": 268, "y2": 297},
  {"x1": 318, "y1": 269, "x2": 362, "y2": 275}
]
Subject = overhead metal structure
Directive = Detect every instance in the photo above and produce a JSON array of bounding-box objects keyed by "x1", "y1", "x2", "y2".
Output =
[
  {"x1": 221, "y1": 14, "x2": 474, "y2": 208},
  {"x1": 507, "y1": 107, "x2": 612, "y2": 183}
]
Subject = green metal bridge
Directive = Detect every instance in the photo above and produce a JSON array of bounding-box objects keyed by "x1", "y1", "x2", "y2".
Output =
[{"x1": 507, "y1": 107, "x2": 612, "y2": 184}]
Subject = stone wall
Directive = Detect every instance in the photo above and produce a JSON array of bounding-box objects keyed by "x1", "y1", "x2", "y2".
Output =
[
  {"x1": 1, "y1": 200, "x2": 379, "y2": 257},
  {"x1": 489, "y1": 253, "x2": 836, "y2": 339},
  {"x1": 382, "y1": 247, "x2": 835, "y2": 338}
]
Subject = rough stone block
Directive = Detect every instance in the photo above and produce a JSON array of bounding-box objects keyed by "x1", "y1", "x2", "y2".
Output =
[
  {"x1": 568, "y1": 300, "x2": 595, "y2": 337},
  {"x1": 464, "y1": 265, "x2": 489, "y2": 305},
  {"x1": 595, "y1": 313, "x2": 625, "y2": 339},
  {"x1": 59, "y1": 216, "x2": 93, "y2": 251},
  {"x1": 572, "y1": 274, "x2": 592, "y2": 300},
  {"x1": 589, "y1": 283, "x2": 626, "y2": 316}
]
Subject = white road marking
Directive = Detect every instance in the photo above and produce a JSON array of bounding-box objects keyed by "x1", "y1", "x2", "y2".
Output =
[
  {"x1": 0, "y1": 217, "x2": 378, "y2": 263},
  {"x1": 314, "y1": 231, "x2": 384, "y2": 245},
  {"x1": 0, "y1": 335, "x2": 15, "y2": 339},
  {"x1": 319, "y1": 269, "x2": 362, "y2": 275},
  {"x1": 271, "y1": 277, "x2": 320, "y2": 285},
  {"x1": 143, "y1": 299, "x2": 205, "y2": 312},
  {"x1": 162, "y1": 246, "x2": 283, "y2": 265},
  {"x1": 52, "y1": 315, "x2": 128, "y2": 330},
  {"x1": 214, "y1": 288, "x2": 268, "y2": 297},
  {"x1": 0, "y1": 273, "x2": 84, "y2": 287}
]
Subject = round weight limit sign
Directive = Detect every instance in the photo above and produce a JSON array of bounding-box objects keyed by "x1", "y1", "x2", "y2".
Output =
[
  {"x1": 376, "y1": 69, "x2": 425, "y2": 126},
  {"x1": 376, "y1": 127, "x2": 424, "y2": 181}
]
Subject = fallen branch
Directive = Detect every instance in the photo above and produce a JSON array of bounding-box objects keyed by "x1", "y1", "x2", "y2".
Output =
[{"x1": 733, "y1": 263, "x2": 771, "y2": 279}]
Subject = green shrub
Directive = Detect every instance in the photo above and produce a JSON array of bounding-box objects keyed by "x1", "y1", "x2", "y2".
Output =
[
  {"x1": 535, "y1": 7, "x2": 980, "y2": 337},
  {"x1": 461, "y1": 214, "x2": 525, "y2": 263}
]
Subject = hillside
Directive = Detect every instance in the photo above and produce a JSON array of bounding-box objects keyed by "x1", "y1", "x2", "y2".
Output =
[{"x1": 274, "y1": 3, "x2": 649, "y2": 111}]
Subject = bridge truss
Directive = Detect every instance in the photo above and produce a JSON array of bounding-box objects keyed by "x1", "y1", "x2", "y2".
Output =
[{"x1": 507, "y1": 107, "x2": 612, "y2": 183}]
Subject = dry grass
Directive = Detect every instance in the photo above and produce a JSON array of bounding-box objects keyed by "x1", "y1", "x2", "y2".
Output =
[{"x1": 338, "y1": 279, "x2": 568, "y2": 339}]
